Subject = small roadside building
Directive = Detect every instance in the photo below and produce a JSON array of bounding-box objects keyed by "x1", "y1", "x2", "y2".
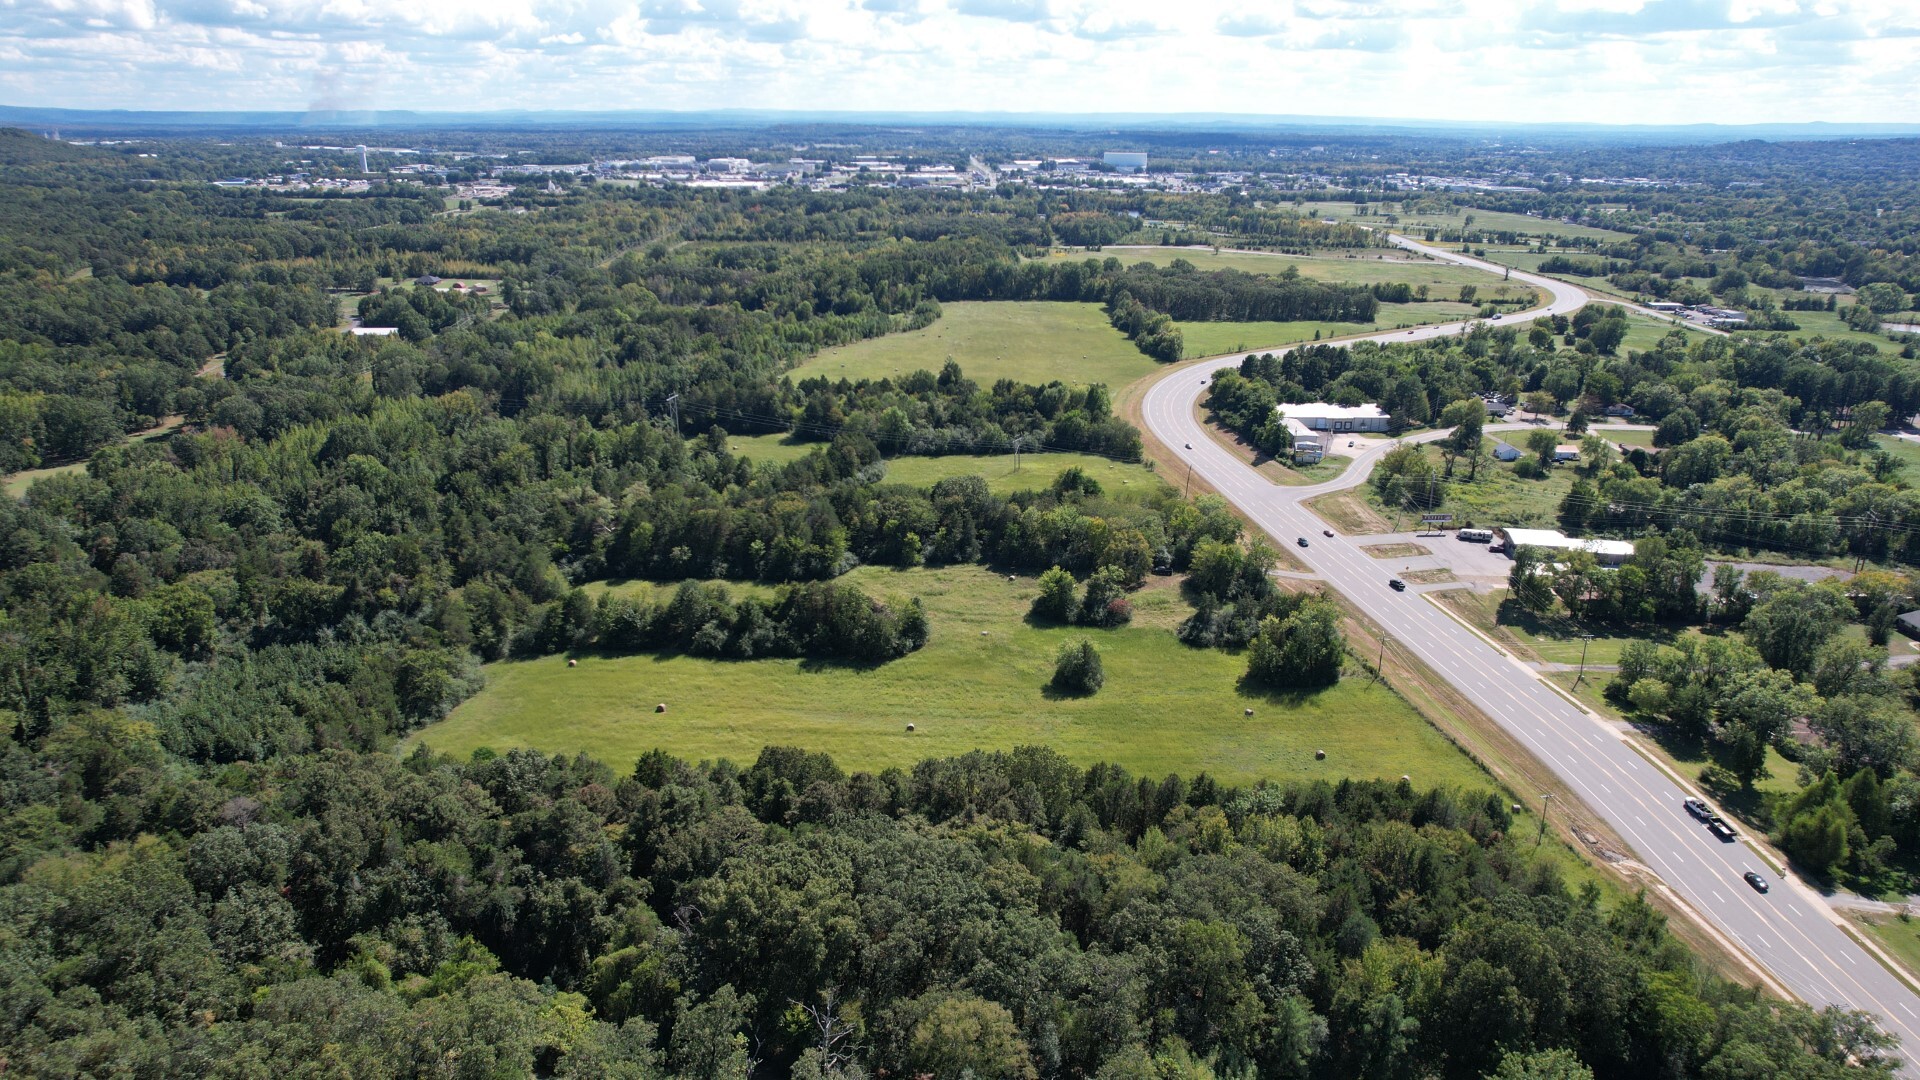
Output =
[
  {"x1": 1492, "y1": 441, "x2": 1522, "y2": 462},
  {"x1": 1278, "y1": 402, "x2": 1391, "y2": 433},
  {"x1": 1281, "y1": 417, "x2": 1325, "y2": 462},
  {"x1": 1496, "y1": 527, "x2": 1635, "y2": 566},
  {"x1": 1897, "y1": 611, "x2": 1920, "y2": 640}
]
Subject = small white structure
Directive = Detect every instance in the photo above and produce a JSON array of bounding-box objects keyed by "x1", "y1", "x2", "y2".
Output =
[
  {"x1": 1104, "y1": 150, "x2": 1148, "y2": 171},
  {"x1": 1281, "y1": 417, "x2": 1324, "y2": 462},
  {"x1": 705, "y1": 157, "x2": 752, "y2": 174},
  {"x1": 1553, "y1": 444, "x2": 1581, "y2": 462},
  {"x1": 1492, "y1": 441, "x2": 1521, "y2": 462},
  {"x1": 1277, "y1": 402, "x2": 1391, "y2": 433},
  {"x1": 1497, "y1": 527, "x2": 1635, "y2": 565}
]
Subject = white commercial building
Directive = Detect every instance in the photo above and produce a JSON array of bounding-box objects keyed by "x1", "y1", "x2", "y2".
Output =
[
  {"x1": 1276, "y1": 402, "x2": 1392, "y2": 433},
  {"x1": 705, "y1": 157, "x2": 752, "y2": 174},
  {"x1": 1104, "y1": 150, "x2": 1148, "y2": 171},
  {"x1": 1496, "y1": 528, "x2": 1635, "y2": 565},
  {"x1": 1281, "y1": 417, "x2": 1324, "y2": 462}
]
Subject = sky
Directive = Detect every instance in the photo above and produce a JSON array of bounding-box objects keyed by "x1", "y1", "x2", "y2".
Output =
[{"x1": 0, "y1": 0, "x2": 1916, "y2": 124}]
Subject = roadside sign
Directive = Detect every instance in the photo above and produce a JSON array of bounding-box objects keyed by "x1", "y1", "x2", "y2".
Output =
[{"x1": 1420, "y1": 514, "x2": 1453, "y2": 523}]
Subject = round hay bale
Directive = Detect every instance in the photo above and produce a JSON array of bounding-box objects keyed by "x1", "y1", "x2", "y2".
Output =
[
  {"x1": 1007, "y1": 575, "x2": 1016, "y2": 583},
  {"x1": 1511, "y1": 803, "x2": 1523, "y2": 814},
  {"x1": 1314, "y1": 749, "x2": 1326, "y2": 760},
  {"x1": 1244, "y1": 708, "x2": 1254, "y2": 717},
  {"x1": 655, "y1": 703, "x2": 667, "y2": 714},
  {"x1": 567, "y1": 658, "x2": 577, "y2": 668},
  {"x1": 905, "y1": 723, "x2": 916, "y2": 732},
  {"x1": 1400, "y1": 774, "x2": 1411, "y2": 782}
]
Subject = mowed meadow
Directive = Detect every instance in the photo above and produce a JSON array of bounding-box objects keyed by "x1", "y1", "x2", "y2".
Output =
[{"x1": 410, "y1": 563, "x2": 1491, "y2": 788}]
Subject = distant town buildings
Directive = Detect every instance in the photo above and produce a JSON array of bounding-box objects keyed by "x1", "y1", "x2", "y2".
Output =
[{"x1": 1104, "y1": 150, "x2": 1147, "y2": 171}]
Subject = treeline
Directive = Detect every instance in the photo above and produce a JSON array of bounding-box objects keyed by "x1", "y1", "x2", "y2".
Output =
[
  {"x1": 538, "y1": 579, "x2": 929, "y2": 664},
  {"x1": 0, "y1": 734, "x2": 1898, "y2": 1079}
]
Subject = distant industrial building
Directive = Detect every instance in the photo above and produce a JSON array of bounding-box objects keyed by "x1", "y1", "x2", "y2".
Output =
[
  {"x1": 1276, "y1": 402, "x2": 1391, "y2": 433},
  {"x1": 1104, "y1": 150, "x2": 1148, "y2": 171},
  {"x1": 705, "y1": 158, "x2": 752, "y2": 174},
  {"x1": 1496, "y1": 528, "x2": 1635, "y2": 565}
]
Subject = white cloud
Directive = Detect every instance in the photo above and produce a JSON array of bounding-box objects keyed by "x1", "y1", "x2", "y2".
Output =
[{"x1": 0, "y1": 0, "x2": 1913, "y2": 122}]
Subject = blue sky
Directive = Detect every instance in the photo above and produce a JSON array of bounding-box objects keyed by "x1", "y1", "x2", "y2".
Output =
[{"x1": 1, "y1": 0, "x2": 1915, "y2": 123}]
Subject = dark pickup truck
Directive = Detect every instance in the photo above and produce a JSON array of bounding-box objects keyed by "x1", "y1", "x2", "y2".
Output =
[{"x1": 1707, "y1": 815, "x2": 1738, "y2": 842}]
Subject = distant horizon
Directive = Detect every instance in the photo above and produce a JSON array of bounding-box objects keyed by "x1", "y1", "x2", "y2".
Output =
[
  {"x1": 5, "y1": 103, "x2": 1920, "y2": 144},
  {"x1": 3, "y1": 1, "x2": 1915, "y2": 127}
]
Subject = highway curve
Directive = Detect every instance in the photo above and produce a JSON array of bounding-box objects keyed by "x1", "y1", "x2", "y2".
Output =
[{"x1": 1140, "y1": 237, "x2": 1920, "y2": 1065}]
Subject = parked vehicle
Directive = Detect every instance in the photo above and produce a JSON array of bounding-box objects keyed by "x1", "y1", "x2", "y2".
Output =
[{"x1": 1458, "y1": 528, "x2": 1494, "y2": 542}]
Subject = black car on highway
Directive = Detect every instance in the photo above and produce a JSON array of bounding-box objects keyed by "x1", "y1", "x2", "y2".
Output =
[
  {"x1": 1296, "y1": 537, "x2": 1309, "y2": 547},
  {"x1": 1743, "y1": 871, "x2": 1769, "y2": 893},
  {"x1": 1388, "y1": 578, "x2": 1407, "y2": 591}
]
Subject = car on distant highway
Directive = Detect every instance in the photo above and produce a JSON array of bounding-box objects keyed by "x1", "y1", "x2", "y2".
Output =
[
  {"x1": 1184, "y1": 443, "x2": 1192, "y2": 449},
  {"x1": 1388, "y1": 578, "x2": 1407, "y2": 591},
  {"x1": 1743, "y1": 871, "x2": 1770, "y2": 893},
  {"x1": 1322, "y1": 529, "x2": 1333, "y2": 537},
  {"x1": 1707, "y1": 815, "x2": 1738, "y2": 841},
  {"x1": 1684, "y1": 797, "x2": 1711, "y2": 821},
  {"x1": 1296, "y1": 537, "x2": 1309, "y2": 547}
]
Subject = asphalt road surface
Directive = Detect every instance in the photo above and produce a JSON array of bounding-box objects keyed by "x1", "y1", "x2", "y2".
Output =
[{"x1": 1142, "y1": 237, "x2": 1920, "y2": 1065}]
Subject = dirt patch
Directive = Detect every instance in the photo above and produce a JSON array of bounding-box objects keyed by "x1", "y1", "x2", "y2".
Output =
[
  {"x1": 1361, "y1": 542, "x2": 1432, "y2": 559},
  {"x1": 1402, "y1": 569, "x2": 1458, "y2": 585},
  {"x1": 1305, "y1": 491, "x2": 1393, "y2": 535}
]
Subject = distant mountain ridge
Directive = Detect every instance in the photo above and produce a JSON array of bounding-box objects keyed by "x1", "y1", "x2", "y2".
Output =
[{"x1": 2, "y1": 104, "x2": 1917, "y2": 144}]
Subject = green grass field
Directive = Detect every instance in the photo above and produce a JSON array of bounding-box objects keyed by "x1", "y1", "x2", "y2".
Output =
[
  {"x1": 1288, "y1": 203, "x2": 1635, "y2": 243},
  {"x1": 1175, "y1": 302, "x2": 1480, "y2": 358},
  {"x1": 1746, "y1": 306, "x2": 1907, "y2": 356},
  {"x1": 881, "y1": 453, "x2": 1165, "y2": 495},
  {"x1": 409, "y1": 564, "x2": 1493, "y2": 787},
  {"x1": 721, "y1": 437, "x2": 1166, "y2": 495},
  {"x1": 793, "y1": 301, "x2": 1157, "y2": 388},
  {"x1": 1357, "y1": 442, "x2": 1577, "y2": 529},
  {"x1": 1873, "y1": 436, "x2": 1920, "y2": 482},
  {"x1": 1103, "y1": 247, "x2": 1516, "y2": 291}
]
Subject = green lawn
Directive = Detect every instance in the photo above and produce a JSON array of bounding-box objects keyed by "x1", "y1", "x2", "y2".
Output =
[
  {"x1": 1106, "y1": 247, "x2": 1515, "y2": 291},
  {"x1": 792, "y1": 301, "x2": 1157, "y2": 388},
  {"x1": 1873, "y1": 436, "x2": 1920, "y2": 482},
  {"x1": 726, "y1": 433, "x2": 820, "y2": 467},
  {"x1": 880, "y1": 452, "x2": 1165, "y2": 495},
  {"x1": 1852, "y1": 914, "x2": 1920, "y2": 984},
  {"x1": 1175, "y1": 302, "x2": 1480, "y2": 358},
  {"x1": 1288, "y1": 203, "x2": 1635, "y2": 243},
  {"x1": 409, "y1": 564, "x2": 1494, "y2": 788},
  {"x1": 1360, "y1": 443, "x2": 1577, "y2": 529},
  {"x1": 722, "y1": 438, "x2": 1166, "y2": 495},
  {"x1": 1745, "y1": 306, "x2": 1907, "y2": 355},
  {"x1": 1436, "y1": 588, "x2": 1688, "y2": 668}
]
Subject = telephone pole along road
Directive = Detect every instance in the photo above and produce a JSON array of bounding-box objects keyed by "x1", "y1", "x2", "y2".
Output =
[{"x1": 1141, "y1": 236, "x2": 1920, "y2": 1064}]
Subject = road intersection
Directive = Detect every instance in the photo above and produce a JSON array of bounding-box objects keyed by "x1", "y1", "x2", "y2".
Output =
[{"x1": 1140, "y1": 237, "x2": 1920, "y2": 1064}]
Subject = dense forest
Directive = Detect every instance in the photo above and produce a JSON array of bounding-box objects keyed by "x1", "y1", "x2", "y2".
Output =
[{"x1": 4, "y1": 123, "x2": 1920, "y2": 1076}]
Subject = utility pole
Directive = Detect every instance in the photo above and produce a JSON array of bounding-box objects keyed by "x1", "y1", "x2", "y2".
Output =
[
  {"x1": 1575, "y1": 634, "x2": 1595, "y2": 687},
  {"x1": 664, "y1": 392, "x2": 680, "y2": 433},
  {"x1": 1012, "y1": 435, "x2": 1022, "y2": 472},
  {"x1": 1537, "y1": 793, "x2": 1554, "y2": 844},
  {"x1": 1184, "y1": 462, "x2": 1193, "y2": 497}
]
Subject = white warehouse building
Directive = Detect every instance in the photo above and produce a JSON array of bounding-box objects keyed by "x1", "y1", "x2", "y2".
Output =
[
  {"x1": 1104, "y1": 150, "x2": 1148, "y2": 171},
  {"x1": 1496, "y1": 527, "x2": 1635, "y2": 566},
  {"x1": 1276, "y1": 402, "x2": 1391, "y2": 433}
]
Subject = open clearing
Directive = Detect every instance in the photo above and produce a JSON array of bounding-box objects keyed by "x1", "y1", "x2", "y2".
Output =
[
  {"x1": 1107, "y1": 246, "x2": 1516, "y2": 291},
  {"x1": 792, "y1": 301, "x2": 1157, "y2": 388},
  {"x1": 1175, "y1": 302, "x2": 1480, "y2": 358},
  {"x1": 722, "y1": 436, "x2": 1166, "y2": 495},
  {"x1": 410, "y1": 564, "x2": 1492, "y2": 787}
]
